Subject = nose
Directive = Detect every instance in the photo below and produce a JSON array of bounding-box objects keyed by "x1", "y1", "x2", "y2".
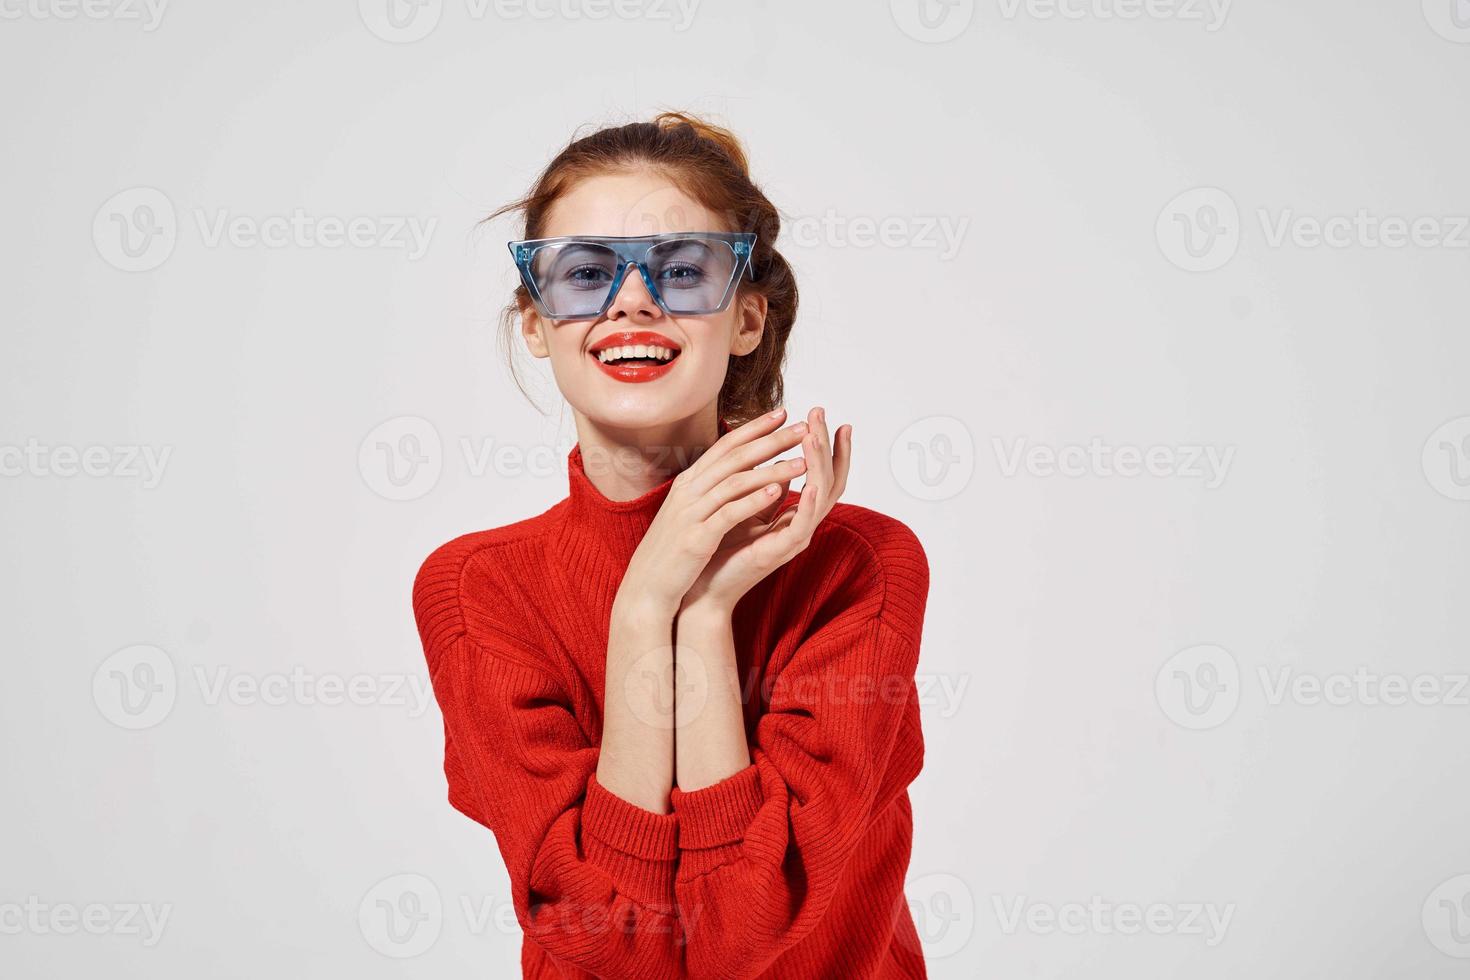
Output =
[{"x1": 605, "y1": 263, "x2": 663, "y2": 322}]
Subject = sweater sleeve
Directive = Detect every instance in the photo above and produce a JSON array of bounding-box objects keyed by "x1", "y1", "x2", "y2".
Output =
[
  {"x1": 415, "y1": 551, "x2": 687, "y2": 979},
  {"x1": 668, "y1": 520, "x2": 929, "y2": 978}
]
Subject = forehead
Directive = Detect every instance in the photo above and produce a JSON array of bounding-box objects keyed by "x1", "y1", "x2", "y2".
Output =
[{"x1": 540, "y1": 170, "x2": 725, "y2": 239}]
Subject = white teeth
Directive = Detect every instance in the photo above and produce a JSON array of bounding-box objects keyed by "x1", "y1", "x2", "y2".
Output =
[{"x1": 596, "y1": 345, "x2": 678, "y2": 363}]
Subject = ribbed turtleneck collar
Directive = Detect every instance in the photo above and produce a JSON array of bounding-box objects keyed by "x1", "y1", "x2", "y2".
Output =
[{"x1": 557, "y1": 419, "x2": 732, "y2": 573}]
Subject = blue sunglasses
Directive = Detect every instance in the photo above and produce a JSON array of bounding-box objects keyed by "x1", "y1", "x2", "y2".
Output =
[{"x1": 508, "y1": 231, "x2": 757, "y2": 320}]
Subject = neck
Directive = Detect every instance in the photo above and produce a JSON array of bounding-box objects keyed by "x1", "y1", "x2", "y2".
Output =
[
  {"x1": 555, "y1": 409, "x2": 731, "y2": 576},
  {"x1": 571, "y1": 407, "x2": 723, "y2": 502}
]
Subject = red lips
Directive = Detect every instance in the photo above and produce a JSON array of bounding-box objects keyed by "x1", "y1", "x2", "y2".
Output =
[{"x1": 588, "y1": 330, "x2": 682, "y2": 384}]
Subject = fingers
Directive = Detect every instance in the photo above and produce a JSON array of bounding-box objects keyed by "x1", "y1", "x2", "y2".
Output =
[
  {"x1": 693, "y1": 455, "x2": 807, "y2": 520},
  {"x1": 709, "y1": 479, "x2": 788, "y2": 536},
  {"x1": 682, "y1": 407, "x2": 851, "y2": 558},
  {"x1": 757, "y1": 478, "x2": 793, "y2": 525},
  {"x1": 687, "y1": 422, "x2": 809, "y2": 497},
  {"x1": 684, "y1": 407, "x2": 788, "y2": 481},
  {"x1": 768, "y1": 407, "x2": 851, "y2": 557},
  {"x1": 831, "y1": 423, "x2": 852, "y2": 500},
  {"x1": 785, "y1": 416, "x2": 829, "y2": 545}
]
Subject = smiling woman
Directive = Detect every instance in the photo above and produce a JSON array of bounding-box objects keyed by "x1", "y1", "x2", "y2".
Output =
[{"x1": 412, "y1": 112, "x2": 931, "y2": 979}]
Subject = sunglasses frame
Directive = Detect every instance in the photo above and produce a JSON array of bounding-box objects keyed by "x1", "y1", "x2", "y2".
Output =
[{"x1": 507, "y1": 231, "x2": 758, "y2": 321}]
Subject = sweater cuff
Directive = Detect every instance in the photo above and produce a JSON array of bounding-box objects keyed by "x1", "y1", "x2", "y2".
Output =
[
  {"x1": 583, "y1": 771, "x2": 680, "y2": 861},
  {"x1": 669, "y1": 762, "x2": 764, "y2": 849}
]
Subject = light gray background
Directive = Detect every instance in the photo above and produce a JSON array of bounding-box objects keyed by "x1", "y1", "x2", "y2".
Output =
[{"x1": 3, "y1": 1, "x2": 1469, "y2": 976}]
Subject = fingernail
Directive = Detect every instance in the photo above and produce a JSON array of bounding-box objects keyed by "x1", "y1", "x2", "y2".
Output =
[
  {"x1": 793, "y1": 422, "x2": 808, "y2": 435},
  {"x1": 769, "y1": 407, "x2": 786, "y2": 419}
]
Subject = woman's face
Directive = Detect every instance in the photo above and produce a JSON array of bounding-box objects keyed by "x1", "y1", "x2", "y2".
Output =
[{"x1": 520, "y1": 170, "x2": 766, "y2": 433}]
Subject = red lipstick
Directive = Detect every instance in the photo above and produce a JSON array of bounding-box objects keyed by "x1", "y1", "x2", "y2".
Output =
[{"x1": 587, "y1": 330, "x2": 682, "y2": 384}]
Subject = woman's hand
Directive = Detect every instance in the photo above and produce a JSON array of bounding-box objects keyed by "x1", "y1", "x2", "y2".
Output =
[
  {"x1": 616, "y1": 407, "x2": 815, "y2": 618},
  {"x1": 679, "y1": 406, "x2": 852, "y2": 617}
]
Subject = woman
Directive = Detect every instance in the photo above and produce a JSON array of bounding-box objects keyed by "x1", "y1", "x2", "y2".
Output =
[{"x1": 413, "y1": 112, "x2": 931, "y2": 979}]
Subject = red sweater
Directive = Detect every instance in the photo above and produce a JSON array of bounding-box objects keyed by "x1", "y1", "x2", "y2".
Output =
[{"x1": 413, "y1": 439, "x2": 931, "y2": 979}]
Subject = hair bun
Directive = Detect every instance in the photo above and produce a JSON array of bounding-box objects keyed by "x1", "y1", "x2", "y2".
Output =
[{"x1": 652, "y1": 110, "x2": 751, "y2": 178}]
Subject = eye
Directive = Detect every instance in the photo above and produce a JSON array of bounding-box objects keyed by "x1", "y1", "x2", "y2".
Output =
[
  {"x1": 564, "y1": 264, "x2": 614, "y2": 287},
  {"x1": 658, "y1": 262, "x2": 706, "y2": 286}
]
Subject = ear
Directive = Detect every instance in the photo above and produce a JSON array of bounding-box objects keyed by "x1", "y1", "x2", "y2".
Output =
[
  {"x1": 519, "y1": 300, "x2": 551, "y2": 358},
  {"x1": 730, "y1": 291, "x2": 768, "y2": 357}
]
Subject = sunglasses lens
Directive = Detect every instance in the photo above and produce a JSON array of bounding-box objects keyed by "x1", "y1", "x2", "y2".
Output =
[
  {"x1": 646, "y1": 238, "x2": 740, "y2": 314},
  {"x1": 529, "y1": 242, "x2": 620, "y2": 318}
]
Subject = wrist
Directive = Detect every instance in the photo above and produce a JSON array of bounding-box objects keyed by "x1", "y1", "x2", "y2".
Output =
[
  {"x1": 677, "y1": 593, "x2": 736, "y2": 624},
  {"x1": 611, "y1": 588, "x2": 679, "y2": 630}
]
